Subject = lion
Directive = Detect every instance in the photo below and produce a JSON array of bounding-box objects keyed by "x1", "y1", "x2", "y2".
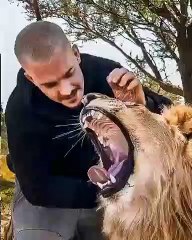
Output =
[{"x1": 80, "y1": 93, "x2": 192, "y2": 240}]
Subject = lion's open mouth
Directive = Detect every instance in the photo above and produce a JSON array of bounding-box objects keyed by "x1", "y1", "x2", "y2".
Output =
[{"x1": 80, "y1": 107, "x2": 134, "y2": 196}]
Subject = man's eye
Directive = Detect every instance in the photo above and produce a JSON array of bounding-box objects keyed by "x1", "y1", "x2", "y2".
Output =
[
  {"x1": 66, "y1": 68, "x2": 74, "y2": 78},
  {"x1": 45, "y1": 82, "x2": 57, "y2": 88}
]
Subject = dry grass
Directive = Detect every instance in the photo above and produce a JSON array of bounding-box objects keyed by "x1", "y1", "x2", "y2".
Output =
[{"x1": 0, "y1": 155, "x2": 15, "y2": 239}]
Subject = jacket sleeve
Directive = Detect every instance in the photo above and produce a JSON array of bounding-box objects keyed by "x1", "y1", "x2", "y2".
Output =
[
  {"x1": 5, "y1": 105, "x2": 97, "y2": 209},
  {"x1": 143, "y1": 86, "x2": 173, "y2": 114}
]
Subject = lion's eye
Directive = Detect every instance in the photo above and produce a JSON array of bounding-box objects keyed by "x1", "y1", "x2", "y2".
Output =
[{"x1": 184, "y1": 133, "x2": 192, "y2": 140}]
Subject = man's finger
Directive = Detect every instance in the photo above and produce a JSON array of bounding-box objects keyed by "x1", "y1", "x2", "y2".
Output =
[
  {"x1": 107, "y1": 68, "x2": 127, "y2": 84},
  {"x1": 127, "y1": 78, "x2": 140, "y2": 90},
  {"x1": 107, "y1": 68, "x2": 120, "y2": 83},
  {"x1": 119, "y1": 72, "x2": 135, "y2": 87}
]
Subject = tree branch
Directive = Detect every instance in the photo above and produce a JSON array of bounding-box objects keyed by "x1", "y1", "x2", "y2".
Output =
[
  {"x1": 53, "y1": 2, "x2": 183, "y2": 96},
  {"x1": 96, "y1": 34, "x2": 183, "y2": 96},
  {"x1": 157, "y1": 27, "x2": 179, "y2": 62},
  {"x1": 169, "y1": 0, "x2": 182, "y2": 19},
  {"x1": 179, "y1": 0, "x2": 189, "y2": 16},
  {"x1": 143, "y1": 0, "x2": 180, "y2": 27},
  {"x1": 129, "y1": 27, "x2": 163, "y2": 81},
  {"x1": 32, "y1": 0, "x2": 42, "y2": 21}
]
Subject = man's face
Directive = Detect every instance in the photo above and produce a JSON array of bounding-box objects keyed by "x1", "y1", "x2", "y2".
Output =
[{"x1": 23, "y1": 46, "x2": 84, "y2": 108}]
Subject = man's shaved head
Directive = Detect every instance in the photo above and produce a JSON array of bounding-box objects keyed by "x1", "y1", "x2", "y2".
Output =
[
  {"x1": 15, "y1": 21, "x2": 84, "y2": 108},
  {"x1": 14, "y1": 21, "x2": 70, "y2": 64}
]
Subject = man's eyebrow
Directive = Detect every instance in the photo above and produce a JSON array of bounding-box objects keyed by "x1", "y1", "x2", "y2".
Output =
[{"x1": 41, "y1": 67, "x2": 74, "y2": 86}]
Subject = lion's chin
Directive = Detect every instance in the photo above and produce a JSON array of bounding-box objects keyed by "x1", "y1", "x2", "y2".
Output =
[{"x1": 80, "y1": 106, "x2": 135, "y2": 197}]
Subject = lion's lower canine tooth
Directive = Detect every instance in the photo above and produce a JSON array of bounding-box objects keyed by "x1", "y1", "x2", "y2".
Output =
[{"x1": 97, "y1": 182, "x2": 104, "y2": 189}]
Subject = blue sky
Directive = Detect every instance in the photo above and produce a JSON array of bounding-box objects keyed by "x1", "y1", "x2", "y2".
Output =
[{"x1": 1, "y1": 0, "x2": 182, "y2": 109}]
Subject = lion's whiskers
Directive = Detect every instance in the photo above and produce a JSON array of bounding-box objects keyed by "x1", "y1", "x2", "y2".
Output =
[{"x1": 64, "y1": 133, "x2": 86, "y2": 158}]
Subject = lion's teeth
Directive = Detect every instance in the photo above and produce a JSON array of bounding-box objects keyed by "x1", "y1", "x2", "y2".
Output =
[
  {"x1": 104, "y1": 140, "x2": 109, "y2": 146},
  {"x1": 124, "y1": 101, "x2": 133, "y2": 105},
  {"x1": 103, "y1": 140, "x2": 109, "y2": 147},
  {"x1": 110, "y1": 174, "x2": 116, "y2": 183},
  {"x1": 98, "y1": 136, "x2": 104, "y2": 144},
  {"x1": 91, "y1": 110, "x2": 96, "y2": 116},
  {"x1": 97, "y1": 182, "x2": 104, "y2": 189},
  {"x1": 97, "y1": 112, "x2": 103, "y2": 119},
  {"x1": 82, "y1": 115, "x2": 86, "y2": 123},
  {"x1": 84, "y1": 121, "x2": 88, "y2": 128}
]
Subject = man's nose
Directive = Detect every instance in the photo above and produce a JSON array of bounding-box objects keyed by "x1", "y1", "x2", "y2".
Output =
[
  {"x1": 81, "y1": 93, "x2": 99, "y2": 106},
  {"x1": 58, "y1": 80, "x2": 74, "y2": 96}
]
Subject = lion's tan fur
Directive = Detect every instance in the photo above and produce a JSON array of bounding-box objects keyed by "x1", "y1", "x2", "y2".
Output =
[{"x1": 86, "y1": 96, "x2": 192, "y2": 240}]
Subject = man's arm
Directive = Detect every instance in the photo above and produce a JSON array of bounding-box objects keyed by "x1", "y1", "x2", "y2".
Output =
[{"x1": 5, "y1": 103, "x2": 97, "y2": 209}]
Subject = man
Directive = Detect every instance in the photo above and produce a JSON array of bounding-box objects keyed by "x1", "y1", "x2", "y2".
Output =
[{"x1": 5, "y1": 21, "x2": 172, "y2": 240}]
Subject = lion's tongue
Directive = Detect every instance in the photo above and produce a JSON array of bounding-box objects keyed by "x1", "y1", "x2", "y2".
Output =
[{"x1": 88, "y1": 166, "x2": 109, "y2": 184}]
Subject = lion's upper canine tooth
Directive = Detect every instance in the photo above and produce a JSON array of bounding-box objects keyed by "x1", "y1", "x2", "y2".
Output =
[
  {"x1": 97, "y1": 112, "x2": 103, "y2": 119},
  {"x1": 91, "y1": 110, "x2": 96, "y2": 116},
  {"x1": 110, "y1": 174, "x2": 116, "y2": 183},
  {"x1": 82, "y1": 115, "x2": 86, "y2": 123}
]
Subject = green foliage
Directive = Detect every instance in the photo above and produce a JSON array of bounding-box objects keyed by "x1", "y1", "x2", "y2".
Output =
[
  {"x1": 142, "y1": 77, "x2": 183, "y2": 104},
  {"x1": 1, "y1": 139, "x2": 8, "y2": 155},
  {"x1": 1, "y1": 179, "x2": 14, "y2": 210}
]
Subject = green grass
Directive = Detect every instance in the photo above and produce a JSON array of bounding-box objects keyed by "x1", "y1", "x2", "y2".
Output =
[
  {"x1": 0, "y1": 155, "x2": 15, "y2": 210},
  {"x1": 0, "y1": 154, "x2": 15, "y2": 239},
  {"x1": 1, "y1": 179, "x2": 14, "y2": 239}
]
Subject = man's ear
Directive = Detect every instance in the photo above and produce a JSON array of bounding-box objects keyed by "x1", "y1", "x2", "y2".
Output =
[
  {"x1": 24, "y1": 72, "x2": 34, "y2": 83},
  {"x1": 72, "y1": 44, "x2": 81, "y2": 64}
]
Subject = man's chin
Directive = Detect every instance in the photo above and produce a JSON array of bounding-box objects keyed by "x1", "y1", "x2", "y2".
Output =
[{"x1": 61, "y1": 99, "x2": 82, "y2": 109}]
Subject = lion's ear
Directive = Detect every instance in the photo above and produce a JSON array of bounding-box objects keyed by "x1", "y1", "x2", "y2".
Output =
[{"x1": 162, "y1": 105, "x2": 192, "y2": 136}]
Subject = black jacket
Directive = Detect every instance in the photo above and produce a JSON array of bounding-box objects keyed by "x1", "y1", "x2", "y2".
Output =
[{"x1": 5, "y1": 54, "x2": 172, "y2": 208}]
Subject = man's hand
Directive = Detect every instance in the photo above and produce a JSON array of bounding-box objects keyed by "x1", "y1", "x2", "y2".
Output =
[{"x1": 107, "y1": 68, "x2": 146, "y2": 105}]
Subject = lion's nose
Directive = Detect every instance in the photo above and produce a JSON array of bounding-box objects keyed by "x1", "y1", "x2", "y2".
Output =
[{"x1": 81, "y1": 93, "x2": 98, "y2": 106}]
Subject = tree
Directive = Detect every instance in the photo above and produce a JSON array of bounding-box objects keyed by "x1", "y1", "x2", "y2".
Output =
[
  {"x1": 11, "y1": 0, "x2": 192, "y2": 103},
  {"x1": 142, "y1": 77, "x2": 182, "y2": 103}
]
